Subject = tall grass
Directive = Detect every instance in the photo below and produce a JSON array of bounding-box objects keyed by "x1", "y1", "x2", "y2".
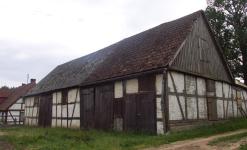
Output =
[{"x1": 0, "y1": 118, "x2": 246, "y2": 150}]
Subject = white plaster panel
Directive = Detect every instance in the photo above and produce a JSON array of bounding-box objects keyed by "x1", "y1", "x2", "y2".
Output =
[
  {"x1": 62, "y1": 120, "x2": 67, "y2": 128},
  {"x1": 34, "y1": 107, "x2": 39, "y2": 117},
  {"x1": 73, "y1": 103, "x2": 80, "y2": 117},
  {"x1": 168, "y1": 71, "x2": 184, "y2": 93},
  {"x1": 242, "y1": 102, "x2": 247, "y2": 112},
  {"x1": 52, "y1": 93, "x2": 57, "y2": 104},
  {"x1": 156, "y1": 98, "x2": 162, "y2": 119},
  {"x1": 198, "y1": 98, "x2": 207, "y2": 119},
  {"x1": 68, "y1": 104, "x2": 74, "y2": 118},
  {"x1": 9, "y1": 103, "x2": 22, "y2": 110},
  {"x1": 197, "y1": 77, "x2": 206, "y2": 96},
  {"x1": 29, "y1": 98, "x2": 34, "y2": 106},
  {"x1": 56, "y1": 92, "x2": 62, "y2": 104},
  {"x1": 215, "y1": 82, "x2": 223, "y2": 97},
  {"x1": 70, "y1": 120, "x2": 80, "y2": 128},
  {"x1": 169, "y1": 95, "x2": 185, "y2": 120},
  {"x1": 223, "y1": 100, "x2": 227, "y2": 117},
  {"x1": 217, "y1": 100, "x2": 224, "y2": 119},
  {"x1": 28, "y1": 108, "x2": 32, "y2": 116},
  {"x1": 114, "y1": 81, "x2": 123, "y2": 98},
  {"x1": 228, "y1": 102, "x2": 234, "y2": 118},
  {"x1": 57, "y1": 119, "x2": 61, "y2": 127},
  {"x1": 62, "y1": 105, "x2": 67, "y2": 118},
  {"x1": 57, "y1": 105, "x2": 61, "y2": 118},
  {"x1": 187, "y1": 97, "x2": 197, "y2": 119},
  {"x1": 185, "y1": 76, "x2": 196, "y2": 95},
  {"x1": 157, "y1": 121, "x2": 164, "y2": 135},
  {"x1": 126, "y1": 79, "x2": 138, "y2": 94},
  {"x1": 25, "y1": 108, "x2": 29, "y2": 117},
  {"x1": 52, "y1": 119, "x2": 56, "y2": 127},
  {"x1": 223, "y1": 83, "x2": 230, "y2": 98},
  {"x1": 52, "y1": 106, "x2": 57, "y2": 117},
  {"x1": 68, "y1": 88, "x2": 80, "y2": 103},
  {"x1": 16, "y1": 98, "x2": 23, "y2": 103},
  {"x1": 156, "y1": 74, "x2": 163, "y2": 95}
]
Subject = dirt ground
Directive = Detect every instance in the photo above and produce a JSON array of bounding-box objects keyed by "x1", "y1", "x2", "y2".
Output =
[{"x1": 146, "y1": 129, "x2": 247, "y2": 150}]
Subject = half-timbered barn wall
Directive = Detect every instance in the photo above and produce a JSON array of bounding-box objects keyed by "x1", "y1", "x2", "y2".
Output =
[
  {"x1": 25, "y1": 96, "x2": 39, "y2": 126},
  {"x1": 51, "y1": 88, "x2": 80, "y2": 128},
  {"x1": 0, "y1": 98, "x2": 25, "y2": 125},
  {"x1": 155, "y1": 71, "x2": 247, "y2": 131}
]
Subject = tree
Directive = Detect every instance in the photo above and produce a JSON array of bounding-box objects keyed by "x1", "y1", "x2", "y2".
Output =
[{"x1": 205, "y1": 0, "x2": 247, "y2": 84}]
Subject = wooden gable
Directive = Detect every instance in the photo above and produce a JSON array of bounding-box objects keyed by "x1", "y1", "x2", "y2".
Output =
[{"x1": 170, "y1": 15, "x2": 233, "y2": 83}]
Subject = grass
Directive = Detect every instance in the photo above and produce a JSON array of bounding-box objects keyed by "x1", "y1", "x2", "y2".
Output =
[
  {"x1": 240, "y1": 144, "x2": 247, "y2": 150},
  {"x1": 0, "y1": 118, "x2": 246, "y2": 150},
  {"x1": 208, "y1": 132, "x2": 247, "y2": 145}
]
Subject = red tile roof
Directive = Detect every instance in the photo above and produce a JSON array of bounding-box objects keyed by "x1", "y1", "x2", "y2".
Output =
[{"x1": 0, "y1": 83, "x2": 36, "y2": 111}]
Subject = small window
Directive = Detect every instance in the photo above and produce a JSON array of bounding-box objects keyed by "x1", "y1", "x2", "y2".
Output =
[{"x1": 62, "y1": 90, "x2": 68, "y2": 105}]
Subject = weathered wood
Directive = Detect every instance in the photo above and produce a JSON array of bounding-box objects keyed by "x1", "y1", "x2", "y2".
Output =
[
  {"x1": 160, "y1": 69, "x2": 169, "y2": 133},
  {"x1": 95, "y1": 84, "x2": 114, "y2": 130},
  {"x1": 170, "y1": 16, "x2": 232, "y2": 83},
  {"x1": 195, "y1": 77, "x2": 199, "y2": 119},
  {"x1": 124, "y1": 92, "x2": 156, "y2": 133},
  {"x1": 38, "y1": 94, "x2": 52, "y2": 127},
  {"x1": 206, "y1": 80, "x2": 217, "y2": 120},
  {"x1": 139, "y1": 74, "x2": 155, "y2": 92},
  {"x1": 80, "y1": 88, "x2": 95, "y2": 129},
  {"x1": 169, "y1": 72, "x2": 185, "y2": 120}
]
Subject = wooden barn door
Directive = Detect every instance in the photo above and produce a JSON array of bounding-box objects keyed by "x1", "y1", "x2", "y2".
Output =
[
  {"x1": 124, "y1": 92, "x2": 156, "y2": 133},
  {"x1": 124, "y1": 75, "x2": 156, "y2": 133},
  {"x1": 38, "y1": 94, "x2": 52, "y2": 127},
  {"x1": 206, "y1": 80, "x2": 218, "y2": 120},
  {"x1": 80, "y1": 88, "x2": 95, "y2": 129},
  {"x1": 95, "y1": 84, "x2": 114, "y2": 130}
]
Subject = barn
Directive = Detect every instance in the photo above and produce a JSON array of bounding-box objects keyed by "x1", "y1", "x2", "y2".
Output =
[
  {"x1": 0, "y1": 79, "x2": 36, "y2": 125},
  {"x1": 24, "y1": 10, "x2": 247, "y2": 134}
]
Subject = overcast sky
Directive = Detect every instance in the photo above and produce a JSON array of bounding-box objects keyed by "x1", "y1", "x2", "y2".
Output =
[{"x1": 0, "y1": 0, "x2": 207, "y2": 87}]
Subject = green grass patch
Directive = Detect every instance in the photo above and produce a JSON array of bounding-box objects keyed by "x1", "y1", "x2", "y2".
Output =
[
  {"x1": 208, "y1": 132, "x2": 247, "y2": 145},
  {"x1": 240, "y1": 144, "x2": 247, "y2": 150},
  {"x1": 0, "y1": 118, "x2": 247, "y2": 150}
]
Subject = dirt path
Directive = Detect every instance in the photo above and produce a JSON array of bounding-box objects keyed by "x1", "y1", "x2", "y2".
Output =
[{"x1": 145, "y1": 129, "x2": 247, "y2": 150}]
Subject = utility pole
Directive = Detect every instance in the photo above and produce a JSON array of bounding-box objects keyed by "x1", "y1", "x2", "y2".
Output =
[{"x1": 27, "y1": 74, "x2": 29, "y2": 84}]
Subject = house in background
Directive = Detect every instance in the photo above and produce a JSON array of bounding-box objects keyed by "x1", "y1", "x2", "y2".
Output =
[
  {"x1": 0, "y1": 79, "x2": 36, "y2": 125},
  {"x1": 24, "y1": 10, "x2": 247, "y2": 134}
]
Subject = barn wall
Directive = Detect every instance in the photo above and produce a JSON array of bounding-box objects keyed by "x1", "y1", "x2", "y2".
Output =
[
  {"x1": 171, "y1": 15, "x2": 232, "y2": 83},
  {"x1": 167, "y1": 71, "x2": 208, "y2": 125},
  {"x1": 155, "y1": 74, "x2": 164, "y2": 134},
  {"x1": 51, "y1": 88, "x2": 80, "y2": 128},
  {"x1": 6, "y1": 98, "x2": 25, "y2": 124},
  {"x1": 166, "y1": 70, "x2": 247, "y2": 128},
  {"x1": 24, "y1": 96, "x2": 39, "y2": 126}
]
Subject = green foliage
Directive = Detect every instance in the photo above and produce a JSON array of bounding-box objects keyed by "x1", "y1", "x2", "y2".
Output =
[
  {"x1": 0, "y1": 118, "x2": 247, "y2": 150},
  {"x1": 208, "y1": 132, "x2": 247, "y2": 145},
  {"x1": 205, "y1": 0, "x2": 247, "y2": 84},
  {"x1": 240, "y1": 144, "x2": 247, "y2": 150}
]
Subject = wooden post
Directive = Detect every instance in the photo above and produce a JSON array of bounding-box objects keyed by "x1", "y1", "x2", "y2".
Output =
[
  {"x1": 161, "y1": 68, "x2": 169, "y2": 133},
  {"x1": 5, "y1": 111, "x2": 7, "y2": 124}
]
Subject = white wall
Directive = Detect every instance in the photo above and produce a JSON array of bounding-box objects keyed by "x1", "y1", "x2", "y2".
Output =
[
  {"x1": 167, "y1": 71, "x2": 207, "y2": 121},
  {"x1": 51, "y1": 88, "x2": 80, "y2": 128}
]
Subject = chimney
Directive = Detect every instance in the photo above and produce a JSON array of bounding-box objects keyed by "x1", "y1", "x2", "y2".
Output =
[{"x1": 30, "y1": 79, "x2": 36, "y2": 84}]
